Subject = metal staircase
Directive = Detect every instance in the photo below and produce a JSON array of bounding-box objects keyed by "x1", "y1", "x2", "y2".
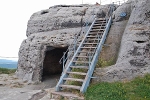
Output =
[
  {"x1": 55, "y1": 3, "x2": 116, "y2": 94},
  {"x1": 55, "y1": 16, "x2": 112, "y2": 93}
]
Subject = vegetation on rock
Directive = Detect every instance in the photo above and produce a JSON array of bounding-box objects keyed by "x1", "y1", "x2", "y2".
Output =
[{"x1": 96, "y1": 58, "x2": 116, "y2": 68}]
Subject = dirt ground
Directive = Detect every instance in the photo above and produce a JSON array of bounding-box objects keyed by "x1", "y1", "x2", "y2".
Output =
[{"x1": 0, "y1": 73, "x2": 61, "y2": 100}]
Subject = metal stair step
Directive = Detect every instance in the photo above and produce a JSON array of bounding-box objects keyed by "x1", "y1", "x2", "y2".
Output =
[
  {"x1": 66, "y1": 71, "x2": 87, "y2": 75},
  {"x1": 96, "y1": 18, "x2": 105, "y2": 20},
  {"x1": 87, "y1": 35, "x2": 102, "y2": 37},
  {"x1": 83, "y1": 43, "x2": 98, "y2": 45},
  {"x1": 63, "y1": 78, "x2": 84, "y2": 82},
  {"x1": 91, "y1": 29, "x2": 105, "y2": 31},
  {"x1": 85, "y1": 39, "x2": 100, "y2": 41},
  {"x1": 95, "y1": 19, "x2": 106, "y2": 21},
  {"x1": 75, "y1": 56, "x2": 90, "y2": 58},
  {"x1": 87, "y1": 36, "x2": 97, "y2": 38},
  {"x1": 96, "y1": 18, "x2": 106, "y2": 20},
  {"x1": 59, "y1": 85, "x2": 81, "y2": 90},
  {"x1": 70, "y1": 66, "x2": 89, "y2": 69},
  {"x1": 93, "y1": 25, "x2": 106, "y2": 27},
  {"x1": 93, "y1": 24, "x2": 106, "y2": 26},
  {"x1": 94, "y1": 21, "x2": 106, "y2": 23},
  {"x1": 94, "y1": 21, "x2": 106, "y2": 24},
  {"x1": 89, "y1": 32, "x2": 103, "y2": 34},
  {"x1": 78, "y1": 51, "x2": 95, "y2": 54},
  {"x1": 72, "y1": 61, "x2": 90, "y2": 63},
  {"x1": 93, "y1": 23, "x2": 106, "y2": 27},
  {"x1": 95, "y1": 21, "x2": 106, "y2": 23},
  {"x1": 90, "y1": 30, "x2": 104, "y2": 32},
  {"x1": 92, "y1": 26, "x2": 106, "y2": 29},
  {"x1": 80, "y1": 47, "x2": 97, "y2": 49}
]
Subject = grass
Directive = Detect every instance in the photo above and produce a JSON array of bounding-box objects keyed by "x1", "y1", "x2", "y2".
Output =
[
  {"x1": 64, "y1": 68, "x2": 87, "y2": 97},
  {"x1": 66, "y1": 68, "x2": 85, "y2": 90},
  {"x1": 96, "y1": 58, "x2": 116, "y2": 68},
  {"x1": 0, "y1": 67, "x2": 16, "y2": 74},
  {"x1": 85, "y1": 74, "x2": 150, "y2": 100}
]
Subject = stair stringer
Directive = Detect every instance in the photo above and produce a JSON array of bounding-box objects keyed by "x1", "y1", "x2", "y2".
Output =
[{"x1": 80, "y1": 16, "x2": 112, "y2": 93}]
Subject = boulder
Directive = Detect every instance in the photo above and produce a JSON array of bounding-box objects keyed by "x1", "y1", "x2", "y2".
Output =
[
  {"x1": 17, "y1": 0, "x2": 150, "y2": 83},
  {"x1": 16, "y1": 4, "x2": 111, "y2": 82}
]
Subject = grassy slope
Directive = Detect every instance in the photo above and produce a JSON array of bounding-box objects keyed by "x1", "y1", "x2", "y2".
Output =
[
  {"x1": 85, "y1": 74, "x2": 150, "y2": 100},
  {"x1": 0, "y1": 67, "x2": 16, "y2": 74}
]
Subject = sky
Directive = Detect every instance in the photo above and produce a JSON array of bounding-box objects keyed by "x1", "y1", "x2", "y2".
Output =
[{"x1": 0, "y1": 0, "x2": 126, "y2": 61}]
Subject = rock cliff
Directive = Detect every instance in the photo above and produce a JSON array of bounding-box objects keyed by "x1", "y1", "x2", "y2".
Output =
[
  {"x1": 93, "y1": 0, "x2": 150, "y2": 82},
  {"x1": 16, "y1": 4, "x2": 111, "y2": 82},
  {"x1": 16, "y1": 0, "x2": 150, "y2": 83}
]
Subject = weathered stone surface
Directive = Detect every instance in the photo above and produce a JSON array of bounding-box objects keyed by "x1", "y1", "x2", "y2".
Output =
[
  {"x1": 26, "y1": 5, "x2": 110, "y2": 37},
  {"x1": 17, "y1": 4, "x2": 111, "y2": 82},
  {"x1": 17, "y1": 0, "x2": 150, "y2": 83},
  {"x1": 0, "y1": 74, "x2": 25, "y2": 88},
  {"x1": 0, "y1": 87, "x2": 48, "y2": 100},
  {"x1": 113, "y1": 0, "x2": 132, "y2": 21},
  {"x1": 0, "y1": 73, "x2": 61, "y2": 100},
  {"x1": 93, "y1": 0, "x2": 150, "y2": 82},
  {"x1": 97, "y1": 20, "x2": 128, "y2": 67}
]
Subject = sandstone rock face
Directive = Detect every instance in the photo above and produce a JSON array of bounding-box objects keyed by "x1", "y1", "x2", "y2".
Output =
[
  {"x1": 16, "y1": 4, "x2": 111, "y2": 82},
  {"x1": 17, "y1": 0, "x2": 150, "y2": 83},
  {"x1": 93, "y1": 0, "x2": 150, "y2": 82}
]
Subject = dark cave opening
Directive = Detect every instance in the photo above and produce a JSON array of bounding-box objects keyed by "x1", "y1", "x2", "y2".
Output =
[{"x1": 42, "y1": 47, "x2": 67, "y2": 81}]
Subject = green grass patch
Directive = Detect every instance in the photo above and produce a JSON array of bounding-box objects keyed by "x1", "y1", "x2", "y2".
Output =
[
  {"x1": 67, "y1": 68, "x2": 87, "y2": 86},
  {"x1": 0, "y1": 67, "x2": 16, "y2": 74},
  {"x1": 96, "y1": 58, "x2": 116, "y2": 68},
  {"x1": 85, "y1": 74, "x2": 150, "y2": 100}
]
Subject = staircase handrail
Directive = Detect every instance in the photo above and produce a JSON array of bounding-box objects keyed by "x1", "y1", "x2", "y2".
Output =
[{"x1": 59, "y1": 15, "x2": 96, "y2": 66}]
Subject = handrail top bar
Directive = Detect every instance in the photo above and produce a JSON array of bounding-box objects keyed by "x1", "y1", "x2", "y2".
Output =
[{"x1": 59, "y1": 14, "x2": 96, "y2": 64}]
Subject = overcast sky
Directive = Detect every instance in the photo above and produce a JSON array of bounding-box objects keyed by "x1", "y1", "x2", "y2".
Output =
[{"x1": 0, "y1": 0, "x2": 126, "y2": 60}]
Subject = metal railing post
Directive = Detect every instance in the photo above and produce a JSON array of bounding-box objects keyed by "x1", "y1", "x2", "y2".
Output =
[
  {"x1": 59, "y1": 15, "x2": 96, "y2": 68},
  {"x1": 62, "y1": 52, "x2": 65, "y2": 72}
]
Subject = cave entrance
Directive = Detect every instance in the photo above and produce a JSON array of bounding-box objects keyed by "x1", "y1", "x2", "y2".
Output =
[{"x1": 42, "y1": 47, "x2": 67, "y2": 83}]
